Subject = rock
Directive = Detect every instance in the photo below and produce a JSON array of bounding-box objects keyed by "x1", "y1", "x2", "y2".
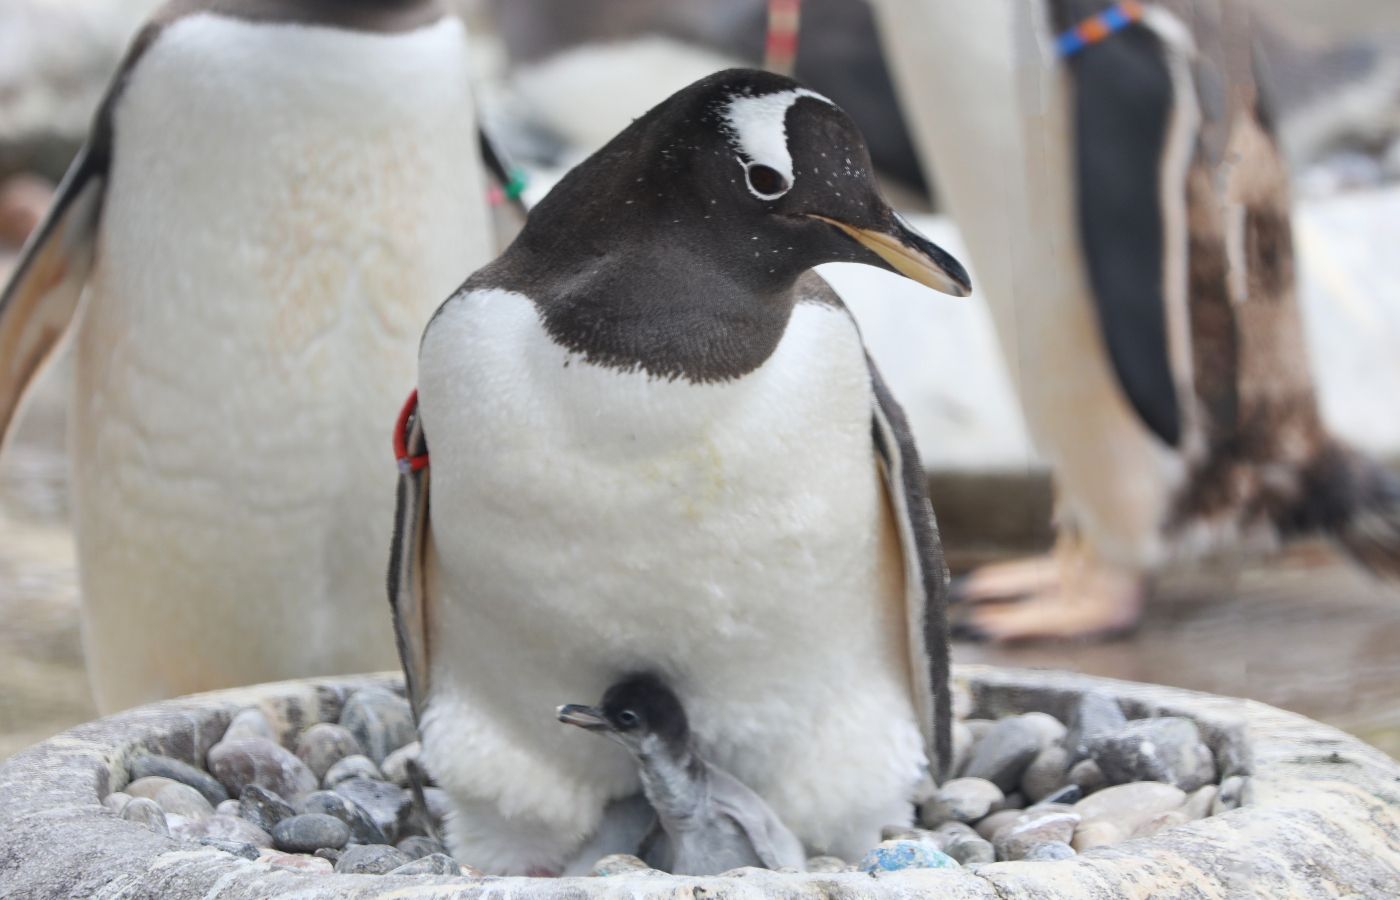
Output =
[
  {"x1": 172, "y1": 814, "x2": 273, "y2": 848},
  {"x1": 963, "y1": 719, "x2": 996, "y2": 743},
  {"x1": 993, "y1": 791, "x2": 1025, "y2": 813},
  {"x1": 1131, "y1": 809, "x2": 1191, "y2": 839},
  {"x1": 961, "y1": 716, "x2": 1043, "y2": 791},
  {"x1": 380, "y1": 741, "x2": 421, "y2": 788},
  {"x1": 1018, "y1": 712, "x2": 1068, "y2": 749},
  {"x1": 950, "y1": 721, "x2": 974, "y2": 777},
  {"x1": 207, "y1": 738, "x2": 318, "y2": 800},
  {"x1": 224, "y1": 709, "x2": 276, "y2": 744},
  {"x1": 880, "y1": 825, "x2": 937, "y2": 843},
  {"x1": 591, "y1": 853, "x2": 650, "y2": 876},
  {"x1": 397, "y1": 835, "x2": 449, "y2": 860},
  {"x1": 1182, "y1": 784, "x2": 1219, "y2": 820},
  {"x1": 314, "y1": 848, "x2": 341, "y2": 864},
  {"x1": 1087, "y1": 717, "x2": 1217, "y2": 791},
  {"x1": 295, "y1": 724, "x2": 363, "y2": 781},
  {"x1": 1071, "y1": 820, "x2": 1123, "y2": 852},
  {"x1": 128, "y1": 755, "x2": 229, "y2": 807},
  {"x1": 1068, "y1": 758, "x2": 1107, "y2": 794},
  {"x1": 154, "y1": 783, "x2": 213, "y2": 820},
  {"x1": 992, "y1": 812, "x2": 1079, "y2": 861},
  {"x1": 198, "y1": 838, "x2": 261, "y2": 860},
  {"x1": 388, "y1": 852, "x2": 460, "y2": 876},
  {"x1": 805, "y1": 856, "x2": 853, "y2": 873},
  {"x1": 858, "y1": 840, "x2": 959, "y2": 873},
  {"x1": 335, "y1": 843, "x2": 411, "y2": 875},
  {"x1": 297, "y1": 790, "x2": 386, "y2": 845},
  {"x1": 931, "y1": 821, "x2": 979, "y2": 844},
  {"x1": 1022, "y1": 841, "x2": 1076, "y2": 861},
  {"x1": 1036, "y1": 784, "x2": 1083, "y2": 806},
  {"x1": 1020, "y1": 745, "x2": 1071, "y2": 803},
  {"x1": 921, "y1": 777, "x2": 1003, "y2": 825},
  {"x1": 257, "y1": 848, "x2": 333, "y2": 874},
  {"x1": 944, "y1": 835, "x2": 995, "y2": 865},
  {"x1": 975, "y1": 808, "x2": 1023, "y2": 841},
  {"x1": 102, "y1": 792, "x2": 132, "y2": 815},
  {"x1": 1066, "y1": 692, "x2": 1128, "y2": 761},
  {"x1": 125, "y1": 776, "x2": 179, "y2": 801},
  {"x1": 1213, "y1": 775, "x2": 1249, "y2": 814},
  {"x1": 339, "y1": 688, "x2": 416, "y2": 765},
  {"x1": 120, "y1": 797, "x2": 169, "y2": 837},
  {"x1": 1074, "y1": 782, "x2": 1187, "y2": 834},
  {"x1": 324, "y1": 755, "x2": 382, "y2": 788},
  {"x1": 271, "y1": 814, "x2": 350, "y2": 853},
  {"x1": 239, "y1": 785, "x2": 296, "y2": 834},
  {"x1": 215, "y1": 799, "x2": 241, "y2": 817},
  {"x1": 333, "y1": 777, "x2": 409, "y2": 843}
]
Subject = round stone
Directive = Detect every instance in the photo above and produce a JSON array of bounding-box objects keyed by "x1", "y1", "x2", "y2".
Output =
[
  {"x1": 207, "y1": 738, "x2": 318, "y2": 800},
  {"x1": 120, "y1": 797, "x2": 169, "y2": 837},
  {"x1": 1020, "y1": 745, "x2": 1071, "y2": 803},
  {"x1": 125, "y1": 776, "x2": 179, "y2": 801},
  {"x1": 975, "y1": 808, "x2": 1024, "y2": 841},
  {"x1": 102, "y1": 792, "x2": 133, "y2": 815},
  {"x1": 314, "y1": 848, "x2": 342, "y2": 864},
  {"x1": 388, "y1": 852, "x2": 460, "y2": 876},
  {"x1": 153, "y1": 783, "x2": 213, "y2": 820},
  {"x1": 1182, "y1": 784, "x2": 1219, "y2": 820},
  {"x1": 945, "y1": 835, "x2": 995, "y2": 865},
  {"x1": 339, "y1": 688, "x2": 416, "y2": 765},
  {"x1": 1066, "y1": 692, "x2": 1128, "y2": 761},
  {"x1": 1086, "y1": 717, "x2": 1217, "y2": 791},
  {"x1": 215, "y1": 799, "x2": 240, "y2": 817},
  {"x1": 223, "y1": 709, "x2": 276, "y2": 744},
  {"x1": 239, "y1": 785, "x2": 295, "y2": 833},
  {"x1": 804, "y1": 856, "x2": 853, "y2": 873},
  {"x1": 591, "y1": 854, "x2": 650, "y2": 876},
  {"x1": 171, "y1": 814, "x2": 272, "y2": 848},
  {"x1": 380, "y1": 741, "x2": 421, "y2": 788},
  {"x1": 1068, "y1": 758, "x2": 1107, "y2": 794},
  {"x1": 1037, "y1": 784, "x2": 1083, "y2": 806},
  {"x1": 1022, "y1": 840, "x2": 1076, "y2": 861},
  {"x1": 335, "y1": 843, "x2": 411, "y2": 875},
  {"x1": 1018, "y1": 712, "x2": 1068, "y2": 749},
  {"x1": 128, "y1": 755, "x2": 229, "y2": 807},
  {"x1": 324, "y1": 755, "x2": 382, "y2": 788},
  {"x1": 1074, "y1": 781, "x2": 1187, "y2": 834},
  {"x1": 921, "y1": 777, "x2": 1004, "y2": 825},
  {"x1": 1213, "y1": 775, "x2": 1249, "y2": 814},
  {"x1": 295, "y1": 724, "x2": 363, "y2": 782},
  {"x1": 961, "y1": 716, "x2": 1043, "y2": 791},
  {"x1": 257, "y1": 849, "x2": 333, "y2": 874},
  {"x1": 397, "y1": 835, "x2": 449, "y2": 860},
  {"x1": 993, "y1": 812, "x2": 1080, "y2": 861},
  {"x1": 197, "y1": 837, "x2": 261, "y2": 860},
  {"x1": 271, "y1": 813, "x2": 351, "y2": 854},
  {"x1": 859, "y1": 840, "x2": 959, "y2": 873},
  {"x1": 296, "y1": 790, "x2": 386, "y2": 845},
  {"x1": 1071, "y1": 820, "x2": 1123, "y2": 852},
  {"x1": 333, "y1": 777, "x2": 408, "y2": 844}
]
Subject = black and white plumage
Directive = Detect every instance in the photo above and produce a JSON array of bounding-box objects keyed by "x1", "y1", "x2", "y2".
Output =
[
  {"x1": 389, "y1": 68, "x2": 969, "y2": 874},
  {"x1": 557, "y1": 673, "x2": 807, "y2": 876},
  {"x1": 873, "y1": 0, "x2": 1400, "y2": 639}
]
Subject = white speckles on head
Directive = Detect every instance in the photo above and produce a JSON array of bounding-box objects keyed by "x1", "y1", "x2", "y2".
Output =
[{"x1": 720, "y1": 88, "x2": 833, "y2": 200}]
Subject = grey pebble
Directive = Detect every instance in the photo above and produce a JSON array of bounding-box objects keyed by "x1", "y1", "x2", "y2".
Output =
[
  {"x1": 975, "y1": 808, "x2": 1024, "y2": 841},
  {"x1": 314, "y1": 847, "x2": 342, "y2": 864},
  {"x1": 296, "y1": 723, "x2": 364, "y2": 781},
  {"x1": 102, "y1": 791, "x2": 133, "y2": 815},
  {"x1": 298, "y1": 789, "x2": 387, "y2": 845},
  {"x1": 945, "y1": 835, "x2": 995, "y2": 865},
  {"x1": 324, "y1": 754, "x2": 382, "y2": 788},
  {"x1": 198, "y1": 837, "x2": 261, "y2": 860},
  {"x1": 921, "y1": 777, "x2": 1003, "y2": 825},
  {"x1": 272, "y1": 813, "x2": 351, "y2": 853},
  {"x1": 126, "y1": 776, "x2": 178, "y2": 801},
  {"x1": 155, "y1": 782, "x2": 213, "y2": 820},
  {"x1": 1020, "y1": 745, "x2": 1071, "y2": 803},
  {"x1": 129, "y1": 754, "x2": 230, "y2": 807},
  {"x1": 208, "y1": 738, "x2": 318, "y2": 799},
  {"x1": 805, "y1": 856, "x2": 853, "y2": 873},
  {"x1": 1066, "y1": 692, "x2": 1128, "y2": 761},
  {"x1": 1036, "y1": 784, "x2": 1083, "y2": 806},
  {"x1": 224, "y1": 708, "x2": 277, "y2": 743},
  {"x1": 216, "y1": 799, "x2": 241, "y2": 817},
  {"x1": 1212, "y1": 775, "x2": 1249, "y2": 814},
  {"x1": 334, "y1": 776, "x2": 409, "y2": 843},
  {"x1": 993, "y1": 811, "x2": 1079, "y2": 861},
  {"x1": 388, "y1": 852, "x2": 460, "y2": 876},
  {"x1": 1068, "y1": 758, "x2": 1107, "y2": 794},
  {"x1": 397, "y1": 835, "x2": 449, "y2": 860},
  {"x1": 1018, "y1": 712, "x2": 1068, "y2": 749},
  {"x1": 336, "y1": 843, "x2": 412, "y2": 875},
  {"x1": 962, "y1": 716, "x2": 1043, "y2": 791},
  {"x1": 963, "y1": 719, "x2": 997, "y2": 744},
  {"x1": 590, "y1": 853, "x2": 650, "y2": 876},
  {"x1": 1087, "y1": 717, "x2": 1217, "y2": 791},
  {"x1": 121, "y1": 797, "x2": 170, "y2": 837},
  {"x1": 239, "y1": 784, "x2": 295, "y2": 833},
  {"x1": 380, "y1": 741, "x2": 421, "y2": 788},
  {"x1": 1022, "y1": 840, "x2": 1076, "y2": 861},
  {"x1": 1183, "y1": 784, "x2": 1219, "y2": 820},
  {"x1": 339, "y1": 688, "x2": 417, "y2": 765},
  {"x1": 172, "y1": 814, "x2": 273, "y2": 848}
]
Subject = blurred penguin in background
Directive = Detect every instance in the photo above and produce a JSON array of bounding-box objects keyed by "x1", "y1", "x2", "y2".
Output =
[{"x1": 0, "y1": 0, "x2": 494, "y2": 710}]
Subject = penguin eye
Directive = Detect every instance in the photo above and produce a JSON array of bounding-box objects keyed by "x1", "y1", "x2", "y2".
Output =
[
  {"x1": 745, "y1": 163, "x2": 790, "y2": 200},
  {"x1": 616, "y1": 709, "x2": 641, "y2": 730}
]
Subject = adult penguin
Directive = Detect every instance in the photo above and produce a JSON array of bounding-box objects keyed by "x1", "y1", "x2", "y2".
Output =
[
  {"x1": 0, "y1": 0, "x2": 494, "y2": 710},
  {"x1": 390, "y1": 69, "x2": 969, "y2": 873},
  {"x1": 870, "y1": 0, "x2": 1400, "y2": 639}
]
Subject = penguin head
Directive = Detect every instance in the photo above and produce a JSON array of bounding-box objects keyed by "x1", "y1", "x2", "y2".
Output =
[
  {"x1": 525, "y1": 68, "x2": 971, "y2": 298},
  {"x1": 557, "y1": 672, "x2": 690, "y2": 756}
]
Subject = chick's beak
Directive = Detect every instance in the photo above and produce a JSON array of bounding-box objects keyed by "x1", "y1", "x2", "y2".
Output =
[
  {"x1": 809, "y1": 212, "x2": 972, "y2": 297},
  {"x1": 557, "y1": 704, "x2": 610, "y2": 731}
]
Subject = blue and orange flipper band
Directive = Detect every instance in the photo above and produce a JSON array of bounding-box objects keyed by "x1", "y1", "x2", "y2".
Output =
[{"x1": 1056, "y1": 0, "x2": 1147, "y2": 58}]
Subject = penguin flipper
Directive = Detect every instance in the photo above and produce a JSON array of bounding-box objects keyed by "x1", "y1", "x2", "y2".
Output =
[
  {"x1": 707, "y1": 764, "x2": 806, "y2": 871},
  {"x1": 868, "y1": 355, "x2": 953, "y2": 782},
  {"x1": 0, "y1": 143, "x2": 104, "y2": 455},
  {"x1": 387, "y1": 408, "x2": 434, "y2": 721}
]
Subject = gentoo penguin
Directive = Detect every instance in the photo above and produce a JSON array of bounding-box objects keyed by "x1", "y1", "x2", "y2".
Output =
[
  {"x1": 389, "y1": 68, "x2": 970, "y2": 874},
  {"x1": 0, "y1": 0, "x2": 494, "y2": 710},
  {"x1": 558, "y1": 672, "x2": 808, "y2": 876},
  {"x1": 870, "y1": 0, "x2": 1400, "y2": 639}
]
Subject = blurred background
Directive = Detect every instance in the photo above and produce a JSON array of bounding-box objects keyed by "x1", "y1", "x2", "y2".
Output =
[{"x1": 1, "y1": 0, "x2": 1398, "y2": 759}]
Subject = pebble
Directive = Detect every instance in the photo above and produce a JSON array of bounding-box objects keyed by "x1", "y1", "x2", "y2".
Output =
[
  {"x1": 397, "y1": 835, "x2": 449, "y2": 860},
  {"x1": 1037, "y1": 784, "x2": 1083, "y2": 806},
  {"x1": 993, "y1": 812, "x2": 1079, "y2": 861},
  {"x1": 591, "y1": 853, "x2": 650, "y2": 876},
  {"x1": 961, "y1": 716, "x2": 1043, "y2": 791},
  {"x1": 944, "y1": 835, "x2": 995, "y2": 865},
  {"x1": 1018, "y1": 712, "x2": 1068, "y2": 749},
  {"x1": 258, "y1": 848, "x2": 333, "y2": 874},
  {"x1": 1130, "y1": 809, "x2": 1190, "y2": 839},
  {"x1": 126, "y1": 776, "x2": 179, "y2": 801},
  {"x1": 1087, "y1": 717, "x2": 1217, "y2": 791},
  {"x1": 297, "y1": 789, "x2": 387, "y2": 845},
  {"x1": 389, "y1": 853, "x2": 461, "y2": 876},
  {"x1": 128, "y1": 754, "x2": 230, "y2": 807},
  {"x1": 102, "y1": 792, "x2": 133, "y2": 815},
  {"x1": 1022, "y1": 841, "x2": 1076, "y2": 861},
  {"x1": 339, "y1": 688, "x2": 417, "y2": 765},
  {"x1": 1071, "y1": 820, "x2": 1123, "y2": 852},
  {"x1": 1067, "y1": 758, "x2": 1107, "y2": 794},
  {"x1": 324, "y1": 754, "x2": 383, "y2": 788},
  {"x1": 805, "y1": 856, "x2": 853, "y2": 873},
  {"x1": 1182, "y1": 784, "x2": 1219, "y2": 821},
  {"x1": 1212, "y1": 775, "x2": 1249, "y2": 814},
  {"x1": 224, "y1": 708, "x2": 277, "y2": 743},
  {"x1": 121, "y1": 797, "x2": 170, "y2": 836},
  {"x1": 963, "y1": 719, "x2": 996, "y2": 744},
  {"x1": 198, "y1": 837, "x2": 261, "y2": 860},
  {"x1": 1074, "y1": 782, "x2": 1186, "y2": 834},
  {"x1": 332, "y1": 843, "x2": 409, "y2": 874},
  {"x1": 1020, "y1": 745, "x2": 1071, "y2": 803},
  {"x1": 859, "y1": 840, "x2": 959, "y2": 873},
  {"x1": 295, "y1": 723, "x2": 363, "y2": 781},
  {"x1": 380, "y1": 741, "x2": 421, "y2": 788},
  {"x1": 208, "y1": 738, "x2": 318, "y2": 800},
  {"x1": 240, "y1": 785, "x2": 296, "y2": 833},
  {"x1": 172, "y1": 814, "x2": 273, "y2": 848},
  {"x1": 1065, "y1": 692, "x2": 1128, "y2": 761},
  {"x1": 154, "y1": 782, "x2": 213, "y2": 819},
  {"x1": 271, "y1": 813, "x2": 351, "y2": 853},
  {"x1": 921, "y1": 777, "x2": 1003, "y2": 825},
  {"x1": 216, "y1": 799, "x2": 241, "y2": 817},
  {"x1": 334, "y1": 776, "x2": 409, "y2": 843},
  {"x1": 314, "y1": 848, "x2": 342, "y2": 864},
  {"x1": 975, "y1": 808, "x2": 1023, "y2": 841}
]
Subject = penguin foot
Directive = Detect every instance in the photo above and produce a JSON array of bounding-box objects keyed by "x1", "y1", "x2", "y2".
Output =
[{"x1": 951, "y1": 553, "x2": 1145, "y2": 642}]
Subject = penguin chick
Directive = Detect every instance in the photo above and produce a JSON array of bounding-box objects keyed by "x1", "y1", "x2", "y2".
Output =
[{"x1": 558, "y1": 673, "x2": 807, "y2": 876}]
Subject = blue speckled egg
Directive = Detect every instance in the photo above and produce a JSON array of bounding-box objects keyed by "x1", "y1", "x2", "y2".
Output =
[{"x1": 858, "y1": 840, "x2": 960, "y2": 873}]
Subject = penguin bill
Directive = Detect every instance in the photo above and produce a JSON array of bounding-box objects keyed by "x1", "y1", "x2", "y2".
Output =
[{"x1": 808, "y1": 214, "x2": 972, "y2": 298}]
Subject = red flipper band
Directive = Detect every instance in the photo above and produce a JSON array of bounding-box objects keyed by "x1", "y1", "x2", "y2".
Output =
[{"x1": 394, "y1": 389, "x2": 430, "y2": 474}]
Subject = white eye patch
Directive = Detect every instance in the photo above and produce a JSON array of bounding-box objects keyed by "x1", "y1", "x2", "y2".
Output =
[{"x1": 720, "y1": 88, "x2": 833, "y2": 200}]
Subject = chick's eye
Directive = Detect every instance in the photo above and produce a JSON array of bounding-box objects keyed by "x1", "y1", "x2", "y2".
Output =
[
  {"x1": 616, "y1": 710, "x2": 641, "y2": 729},
  {"x1": 745, "y1": 163, "x2": 789, "y2": 199}
]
